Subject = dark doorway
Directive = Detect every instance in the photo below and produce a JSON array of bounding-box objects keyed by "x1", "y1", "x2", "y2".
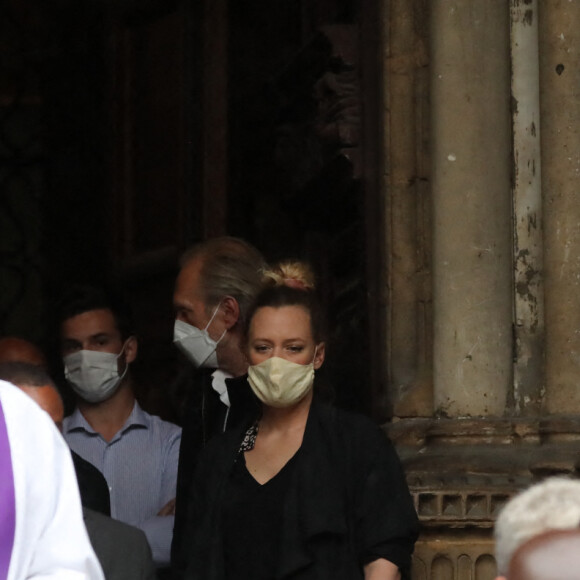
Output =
[{"x1": 0, "y1": 0, "x2": 383, "y2": 420}]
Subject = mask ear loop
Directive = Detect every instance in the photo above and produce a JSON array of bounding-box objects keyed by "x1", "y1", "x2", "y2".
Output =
[
  {"x1": 203, "y1": 302, "x2": 222, "y2": 331},
  {"x1": 311, "y1": 346, "x2": 318, "y2": 366},
  {"x1": 215, "y1": 327, "x2": 227, "y2": 345},
  {"x1": 204, "y1": 303, "x2": 227, "y2": 345},
  {"x1": 116, "y1": 338, "x2": 132, "y2": 380}
]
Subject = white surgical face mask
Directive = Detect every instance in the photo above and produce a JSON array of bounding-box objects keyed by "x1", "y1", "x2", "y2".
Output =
[
  {"x1": 64, "y1": 345, "x2": 129, "y2": 403},
  {"x1": 173, "y1": 304, "x2": 226, "y2": 368},
  {"x1": 247, "y1": 355, "x2": 316, "y2": 408}
]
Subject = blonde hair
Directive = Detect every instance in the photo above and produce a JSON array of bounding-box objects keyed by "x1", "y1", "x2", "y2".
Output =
[
  {"x1": 243, "y1": 259, "x2": 325, "y2": 342},
  {"x1": 261, "y1": 260, "x2": 316, "y2": 291}
]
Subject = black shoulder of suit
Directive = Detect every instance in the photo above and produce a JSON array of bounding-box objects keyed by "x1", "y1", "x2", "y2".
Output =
[{"x1": 71, "y1": 450, "x2": 111, "y2": 516}]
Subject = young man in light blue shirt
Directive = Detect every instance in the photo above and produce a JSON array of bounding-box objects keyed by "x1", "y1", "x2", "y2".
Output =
[{"x1": 59, "y1": 285, "x2": 181, "y2": 567}]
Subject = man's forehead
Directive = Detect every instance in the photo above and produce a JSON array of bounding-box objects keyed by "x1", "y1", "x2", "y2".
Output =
[
  {"x1": 176, "y1": 257, "x2": 207, "y2": 302},
  {"x1": 509, "y1": 530, "x2": 580, "y2": 580}
]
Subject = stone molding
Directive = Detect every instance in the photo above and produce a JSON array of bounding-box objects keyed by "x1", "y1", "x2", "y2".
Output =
[{"x1": 386, "y1": 416, "x2": 580, "y2": 579}]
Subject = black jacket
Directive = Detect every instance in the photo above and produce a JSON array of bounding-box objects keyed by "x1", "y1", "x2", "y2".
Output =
[
  {"x1": 84, "y1": 508, "x2": 156, "y2": 580},
  {"x1": 183, "y1": 397, "x2": 419, "y2": 580},
  {"x1": 171, "y1": 370, "x2": 259, "y2": 576},
  {"x1": 71, "y1": 450, "x2": 111, "y2": 516}
]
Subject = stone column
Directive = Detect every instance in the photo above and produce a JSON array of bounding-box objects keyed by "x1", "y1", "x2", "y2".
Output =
[
  {"x1": 384, "y1": 0, "x2": 432, "y2": 417},
  {"x1": 540, "y1": 1, "x2": 580, "y2": 414},
  {"x1": 431, "y1": 1, "x2": 512, "y2": 416}
]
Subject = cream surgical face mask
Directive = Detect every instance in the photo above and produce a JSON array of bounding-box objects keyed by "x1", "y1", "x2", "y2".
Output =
[
  {"x1": 64, "y1": 344, "x2": 129, "y2": 403},
  {"x1": 173, "y1": 304, "x2": 226, "y2": 368},
  {"x1": 247, "y1": 354, "x2": 316, "y2": 408}
]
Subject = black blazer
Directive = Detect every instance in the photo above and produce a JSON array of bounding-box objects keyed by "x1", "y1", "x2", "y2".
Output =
[
  {"x1": 183, "y1": 397, "x2": 419, "y2": 580},
  {"x1": 72, "y1": 450, "x2": 111, "y2": 516},
  {"x1": 171, "y1": 370, "x2": 259, "y2": 576}
]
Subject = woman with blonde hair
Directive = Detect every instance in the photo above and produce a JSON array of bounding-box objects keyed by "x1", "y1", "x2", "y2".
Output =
[{"x1": 183, "y1": 261, "x2": 418, "y2": 580}]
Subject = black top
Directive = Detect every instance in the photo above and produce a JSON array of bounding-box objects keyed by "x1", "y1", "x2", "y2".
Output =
[
  {"x1": 171, "y1": 372, "x2": 260, "y2": 577},
  {"x1": 183, "y1": 396, "x2": 419, "y2": 580},
  {"x1": 222, "y1": 453, "x2": 298, "y2": 580}
]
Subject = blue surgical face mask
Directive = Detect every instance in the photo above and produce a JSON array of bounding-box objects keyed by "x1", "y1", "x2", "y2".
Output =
[
  {"x1": 64, "y1": 343, "x2": 129, "y2": 403},
  {"x1": 173, "y1": 304, "x2": 226, "y2": 368}
]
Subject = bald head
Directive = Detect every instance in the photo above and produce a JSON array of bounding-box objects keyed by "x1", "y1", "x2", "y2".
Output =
[
  {"x1": 0, "y1": 361, "x2": 64, "y2": 430},
  {"x1": 508, "y1": 529, "x2": 580, "y2": 580},
  {"x1": 0, "y1": 337, "x2": 47, "y2": 368},
  {"x1": 494, "y1": 477, "x2": 580, "y2": 576}
]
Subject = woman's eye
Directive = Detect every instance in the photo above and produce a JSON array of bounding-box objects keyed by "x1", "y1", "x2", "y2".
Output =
[
  {"x1": 254, "y1": 345, "x2": 269, "y2": 353},
  {"x1": 288, "y1": 345, "x2": 304, "y2": 353}
]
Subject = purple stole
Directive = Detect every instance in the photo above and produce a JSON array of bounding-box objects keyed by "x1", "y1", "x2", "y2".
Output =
[{"x1": 0, "y1": 399, "x2": 15, "y2": 579}]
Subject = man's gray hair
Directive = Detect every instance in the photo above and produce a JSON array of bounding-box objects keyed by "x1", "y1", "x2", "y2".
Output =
[
  {"x1": 494, "y1": 477, "x2": 580, "y2": 575},
  {"x1": 180, "y1": 237, "x2": 265, "y2": 325}
]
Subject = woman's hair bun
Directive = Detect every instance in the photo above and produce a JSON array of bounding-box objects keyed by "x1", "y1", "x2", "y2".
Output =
[{"x1": 261, "y1": 260, "x2": 316, "y2": 291}]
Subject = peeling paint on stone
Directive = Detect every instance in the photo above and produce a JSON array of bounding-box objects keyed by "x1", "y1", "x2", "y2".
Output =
[{"x1": 511, "y1": 0, "x2": 544, "y2": 417}]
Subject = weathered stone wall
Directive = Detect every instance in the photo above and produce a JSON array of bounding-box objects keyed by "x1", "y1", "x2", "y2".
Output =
[
  {"x1": 430, "y1": 0, "x2": 513, "y2": 418},
  {"x1": 383, "y1": 0, "x2": 432, "y2": 418},
  {"x1": 382, "y1": 0, "x2": 580, "y2": 578},
  {"x1": 384, "y1": 0, "x2": 580, "y2": 421},
  {"x1": 541, "y1": 0, "x2": 580, "y2": 414}
]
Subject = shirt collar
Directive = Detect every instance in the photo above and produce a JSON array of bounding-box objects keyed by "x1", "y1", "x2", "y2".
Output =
[
  {"x1": 64, "y1": 401, "x2": 149, "y2": 435},
  {"x1": 211, "y1": 369, "x2": 233, "y2": 407}
]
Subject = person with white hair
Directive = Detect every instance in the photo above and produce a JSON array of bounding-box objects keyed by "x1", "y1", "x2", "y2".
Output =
[
  {"x1": 494, "y1": 476, "x2": 580, "y2": 579},
  {"x1": 507, "y1": 528, "x2": 580, "y2": 580}
]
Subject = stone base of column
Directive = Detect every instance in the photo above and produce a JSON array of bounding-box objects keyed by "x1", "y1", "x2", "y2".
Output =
[{"x1": 387, "y1": 417, "x2": 580, "y2": 579}]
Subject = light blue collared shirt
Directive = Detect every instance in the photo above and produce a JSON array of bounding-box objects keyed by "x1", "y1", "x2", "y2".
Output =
[{"x1": 63, "y1": 402, "x2": 181, "y2": 566}]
